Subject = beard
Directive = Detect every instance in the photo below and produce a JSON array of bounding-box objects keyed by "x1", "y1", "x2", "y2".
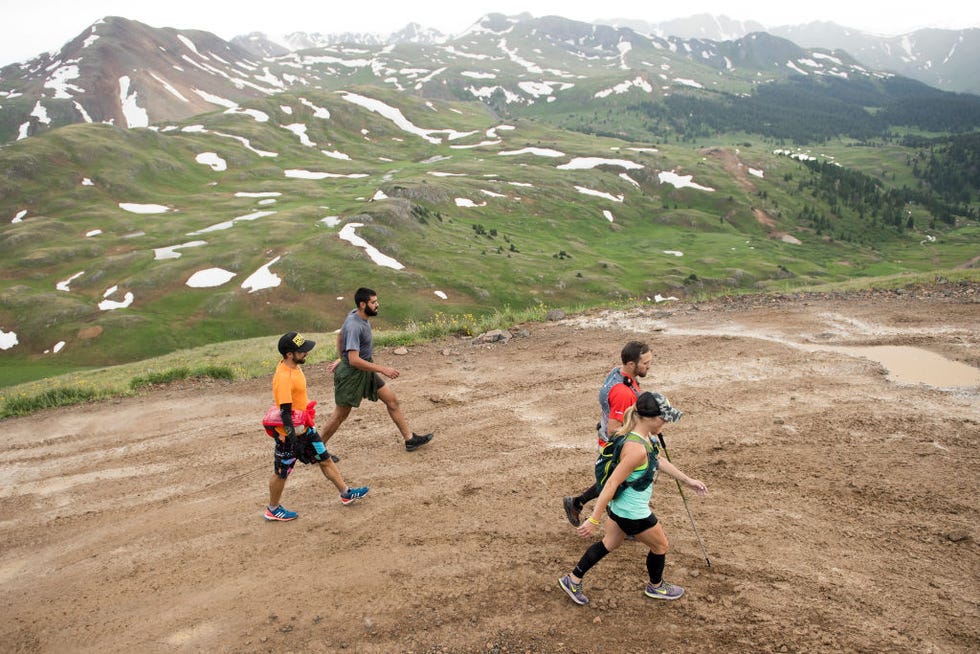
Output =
[{"x1": 365, "y1": 306, "x2": 378, "y2": 317}]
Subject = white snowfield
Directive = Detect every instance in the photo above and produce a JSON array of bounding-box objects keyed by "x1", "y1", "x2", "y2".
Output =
[
  {"x1": 56, "y1": 271, "x2": 85, "y2": 291},
  {"x1": 558, "y1": 157, "x2": 644, "y2": 171},
  {"x1": 154, "y1": 241, "x2": 207, "y2": 260},
  {"x1": 186, "y1": 268, "x2": 237, "y2": 288},
  {"x1": 187, "y1": 211, "x2": 275, "y2": 236},
  {"x1": 575, "y1": 186, "x2": 624, "y2": 203},
  {"x1": 499, "y1": 147, "x2": 564, "y2": 157},
  {"x1": 119, "y1": 76, "x2": 149, "y2": 128},
  {"x1": 119, "y1": 203, "x2": 170, "y2": 214},
  {"x1": 340, "y1": 92, "x2": 475, "y2": 144},
  {"x1": 284, "y1": 169, "x2": 368, "y2": 179},
  {"x1": 0, "y1": 329, "x2": 18, "y2": 350},
  {"x1": 99, "y1": 286, "x2": 134, "y2": 311},
  {"x1": 195, "y1": 152, "x2": 227, "y2": 171},
  {"x1": 241, "y1": 256, "x2": 282, "y2": 293},
  {"x1": 658, "y1": 171, "x2": 715, "y2": 191},
  {"x1": 339, "y1": 223, "x2": 404, "y2": 270}
]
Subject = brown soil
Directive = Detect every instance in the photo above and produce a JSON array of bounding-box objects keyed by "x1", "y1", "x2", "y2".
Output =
[
  {"x1": 753, "y1": 207, "x2": 776, "y2": 228},
  {"x1": 702, "y1": 146, "x2": 756, "y2": 193},
  {"x1": 2, "y1": 284, "x2": 978, "y2": 654}
]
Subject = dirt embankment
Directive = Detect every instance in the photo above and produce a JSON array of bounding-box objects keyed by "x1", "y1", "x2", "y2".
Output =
[{"x1": 1, "y1": 283, "x2": 978, "y2": 653}]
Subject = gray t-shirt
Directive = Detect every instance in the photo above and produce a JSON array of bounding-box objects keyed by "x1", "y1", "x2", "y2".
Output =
[{"x1": 340, "y1": 310, "x2": 373, "y2": 362}]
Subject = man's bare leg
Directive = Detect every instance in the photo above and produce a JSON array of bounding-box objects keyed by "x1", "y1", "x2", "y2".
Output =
[
  {"x1": 316, "y1": 459, "x2": 348, "y2": 492},
  {"x1": 378, "y1": 384, "x2": 412, "y2": 442},
  {"x1": 319, "y1": 405, "x2": 352, "y2": 444},
  {"x1": 269, "y1": 474, "x2": 286, "y2": 507}
]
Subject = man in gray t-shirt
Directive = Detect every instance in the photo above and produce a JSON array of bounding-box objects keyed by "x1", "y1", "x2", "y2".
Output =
[
  {"x1": 319, "y1": 287, "x2": 434, "y2": 452},
  {"x1": 340, "y1": 308, "x2": 373, "y2": 363}
]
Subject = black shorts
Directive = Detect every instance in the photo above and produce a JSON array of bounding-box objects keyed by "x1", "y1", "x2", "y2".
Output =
[
  {"x1": 273, "y1": 429, "x2": 331, "y2": 479},
  {"x1": 607, "y1": 507, "x2": 659, "y2": 536},
  {"x1": 273, "y1": 438, "x2": 297, "y2": 479}
]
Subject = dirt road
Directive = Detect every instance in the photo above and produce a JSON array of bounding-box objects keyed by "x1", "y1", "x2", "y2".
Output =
[{"x1": 2, "y1": 284, "x2": 978, "y2": 653}]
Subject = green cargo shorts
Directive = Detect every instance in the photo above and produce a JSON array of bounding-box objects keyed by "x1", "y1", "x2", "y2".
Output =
[{"x1": 333, "y1": 358, "x2": 383, "y2": 407}]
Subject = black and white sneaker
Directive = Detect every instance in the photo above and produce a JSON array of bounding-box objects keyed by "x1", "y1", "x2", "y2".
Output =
[
  {"x1": 405, "y1": 432, "x2": 433, "y2": 451},
  {"x1": 563, "y1": 496, "x2": 582, "y2": 526}
]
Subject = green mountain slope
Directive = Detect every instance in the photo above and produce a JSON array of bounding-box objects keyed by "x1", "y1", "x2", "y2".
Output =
[{"x1": 1, "y1": 87, "x2": 976, "y2": 385}]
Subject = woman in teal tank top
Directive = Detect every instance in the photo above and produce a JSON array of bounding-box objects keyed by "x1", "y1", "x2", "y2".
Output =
[{"x1": 559, "y1": 392, "x2": 708, "y2": 605}]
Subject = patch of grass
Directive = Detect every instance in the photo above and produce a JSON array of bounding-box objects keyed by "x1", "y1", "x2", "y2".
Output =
[
  {"x1": 1, "y1": 363, "x2": 238, "y2": 417},
  {"x1": 397, "y1": 304, "x2": 553, "y2": 341},
  {"x1": 1, "y1": 385, "x2": 106, "y2": 417},
  {"x1": 760, "y1": 268, "x2": 980, "y2": 294},
  {"x1": 0, "y1": 363, "x2": 96, "y2": 387},
  {"x1": 196, "y1": 365, "x2": 236, "y2": 381},
  {"x1": 129, "y1": 364, "x2": 235, "y2": 390},
  {"x1": 131, "y1": 366, "x2": 192, "y2": 389}
]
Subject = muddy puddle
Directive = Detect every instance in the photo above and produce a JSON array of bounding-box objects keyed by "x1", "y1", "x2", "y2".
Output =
[
  {"x1": 568, "y1": 312, "x2": 978, "y2": 390},
  {"x1": 659, "y1": 327, "x2": 976, "y2": 389},
  {"x1": 806, "y1": 344, "x2": 979, "y2": 388}
]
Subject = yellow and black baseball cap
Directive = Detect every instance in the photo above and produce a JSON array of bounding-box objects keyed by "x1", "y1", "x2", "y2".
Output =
[{"x1": 277, "y1": 331, "x2": 316, "y2": 356}]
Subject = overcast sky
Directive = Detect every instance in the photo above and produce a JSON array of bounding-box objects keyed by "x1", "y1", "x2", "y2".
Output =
[{"x1": 2, "y1": 0, "x2": 979, "y2": 67}]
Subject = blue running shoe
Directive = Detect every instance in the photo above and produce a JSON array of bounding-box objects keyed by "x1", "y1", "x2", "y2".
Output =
[
  {"x1": 264, "y1": 505, "x2": 298, "y2": 521},
  {"x1": 559, "y1": 574, "x2": 589, "y2": 605},
  {"x1": 340, "y1": 486, "x2": 369, "y2": 505},
  {"x1": 644, "y1": 580, "x2": 685, "y2": 600}
]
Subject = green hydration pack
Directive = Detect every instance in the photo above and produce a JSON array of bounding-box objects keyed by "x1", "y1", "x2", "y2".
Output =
[{"x1": 594, "y1": 432, "x2": 659, "y2": 499}]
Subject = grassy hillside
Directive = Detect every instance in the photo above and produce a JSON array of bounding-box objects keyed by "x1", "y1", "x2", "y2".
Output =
[{"x1": 0, "y1": 87, "x2": 977, "y2": 387}]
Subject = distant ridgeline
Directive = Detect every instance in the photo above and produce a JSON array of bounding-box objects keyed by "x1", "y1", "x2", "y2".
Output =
[{"x1": 2, "y1": 14, "x2": 979, "y2": 142}]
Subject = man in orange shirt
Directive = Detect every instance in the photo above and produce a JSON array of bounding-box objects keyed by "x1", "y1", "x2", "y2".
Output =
[{"x1": 265, "y1": 331, "x2": 369, "y2": 521}]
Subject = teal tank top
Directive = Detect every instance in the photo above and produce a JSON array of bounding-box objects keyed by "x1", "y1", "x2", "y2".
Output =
[{"x1": 609, "y1": 432, "x2": 657, "y2": 519}]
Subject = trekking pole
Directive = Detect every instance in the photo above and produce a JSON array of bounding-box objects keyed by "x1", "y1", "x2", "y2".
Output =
[{"x1": 657, "y1": 433, "x2": 711, "y2": 567}]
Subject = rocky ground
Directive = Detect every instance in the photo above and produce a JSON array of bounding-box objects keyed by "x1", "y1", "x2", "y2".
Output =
[{"x1": 1, "y1": 283, "x2": 978, "y2": 653}]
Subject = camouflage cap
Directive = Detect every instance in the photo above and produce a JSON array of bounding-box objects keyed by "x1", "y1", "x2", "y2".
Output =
[{"x1": 636, "y1": 391, "x2": 683, "y2": 422}]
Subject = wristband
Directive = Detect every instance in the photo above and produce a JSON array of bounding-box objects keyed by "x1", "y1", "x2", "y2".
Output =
[{"x1": 587, "y1": 516, "x2": 600, "y2": 526}]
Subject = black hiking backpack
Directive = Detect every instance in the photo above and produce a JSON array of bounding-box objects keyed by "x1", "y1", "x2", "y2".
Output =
[{"x1": 594, "y1": 432, "x2": 659, "y2": 499}]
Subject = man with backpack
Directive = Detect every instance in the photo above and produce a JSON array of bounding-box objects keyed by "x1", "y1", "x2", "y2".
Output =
[{"x1": 562, "y1": 340, "x2": 651, "y2": 526}]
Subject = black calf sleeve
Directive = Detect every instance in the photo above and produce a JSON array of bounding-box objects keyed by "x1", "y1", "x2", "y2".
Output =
[
  {"x1": 573, "y1": 541, "x2": 610, "y2": 579},
  {"x1": 575, "y1": 484, "x2": 599, "y2": 507},
  {"x1": 647, "y1": 551, "x2": 666, "y2": 585}
]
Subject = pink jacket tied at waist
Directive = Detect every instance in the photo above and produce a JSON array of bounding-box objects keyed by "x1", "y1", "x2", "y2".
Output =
[{"x1": 262, "y1": 400, "x2": 317, "y2": 438}]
